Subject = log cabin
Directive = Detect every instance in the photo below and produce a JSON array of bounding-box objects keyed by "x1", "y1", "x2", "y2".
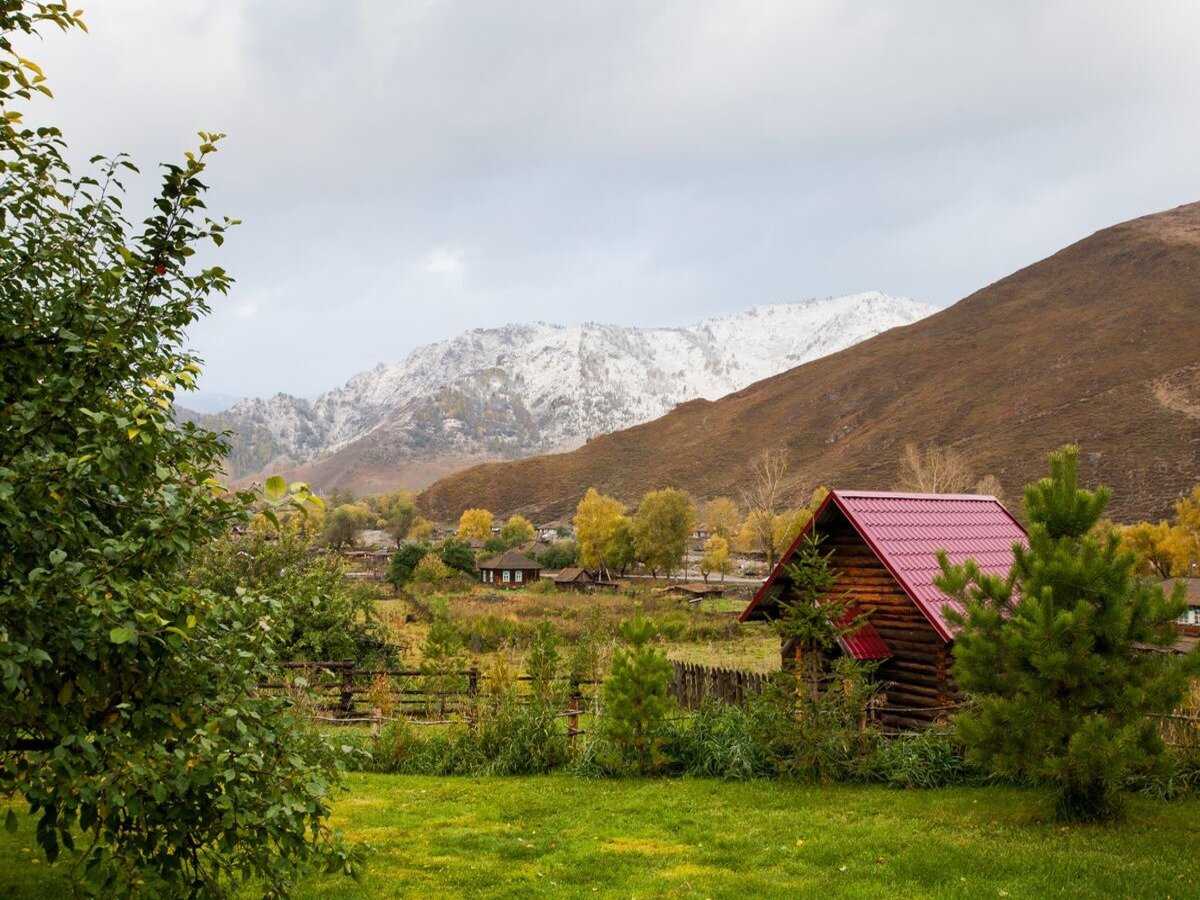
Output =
[
  {"x1": 739, "y1": 489, "x2": 1026, "y2": 729},
  {"x1": 478, "y1": 549, "x2": 542, "y2": 588}
]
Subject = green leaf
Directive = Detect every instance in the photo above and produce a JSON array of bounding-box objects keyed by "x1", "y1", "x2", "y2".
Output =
[
  {"x1": 264, "y1": 475, "x2": 286, "y2": 501},
  {"x1": 4, "y1": 809, "x2": 16, "y2": 833},
  {"x1": 109, "y1": 626, "x2": 136, "y2": 645}
]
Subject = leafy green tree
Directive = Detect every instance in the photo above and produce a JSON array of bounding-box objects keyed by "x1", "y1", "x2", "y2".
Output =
[
  {"x1": 632, "y1": 488, "x2": 695, "y2": 577},
  {"x1": 601, "y1": 615, "x2": 672, "y2": 774},
  {"x1": 191, "y1": 525, "x2": 393, "y2": 665},
  {"x1": 499, "y1": 514, "x2": 536, "y2": 548},
  {"x1": 937, "y1": 446, "x2": 1200, "y2": 821},
  {"x1": 388, "y1": 542, "x2": 432, "y2": 588},
  {"x1": 482, "y1": 536, "x2": 508, "y2": 555},
  {"x1": 604, "y1": 515, "x2": 637, "y2": 575},
  {"x1": 537, "y1": 540, "x2": 578, "y2": 569},
  {"x1": 439, "y1": 537, "x2": 477, "y2": 574},
  {"x1": 372, "y1": 491, "x2": 416, "y2": 548},
  {"x1": 321, "y1": 502, "x2": 371, "y2": 549},
  {"x1": 0, "y1": 5, "x2": 359, "y2": 890}
]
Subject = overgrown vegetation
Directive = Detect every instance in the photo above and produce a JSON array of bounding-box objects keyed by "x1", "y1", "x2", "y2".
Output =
[{"x1": 0, "y1": 5, "x2": 360, "y2": 892}]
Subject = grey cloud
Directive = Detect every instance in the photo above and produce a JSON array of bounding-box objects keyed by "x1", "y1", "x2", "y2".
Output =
[{"x1": 25, "y1": 1, "x2": 1200, "y2": 398}]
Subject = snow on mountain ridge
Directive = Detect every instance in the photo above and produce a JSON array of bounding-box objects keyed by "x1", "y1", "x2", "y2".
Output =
[{"x1": 215, "y1": 292, "x2": 933, "y2": 479}]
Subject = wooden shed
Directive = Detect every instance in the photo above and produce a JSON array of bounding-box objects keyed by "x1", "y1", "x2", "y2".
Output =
[
  {"x1": 478, "y1": 549, "x2": 541, "y2": 588},
  {"x1": 553, "y1": 567, "x2": 593, "y2": 590},
  {"x1": 740, "y1": 489, "x2": 1026, "y2": 729}
]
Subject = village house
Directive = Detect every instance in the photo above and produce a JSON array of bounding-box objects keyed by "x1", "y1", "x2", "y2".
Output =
[
  {"x1": 477, "y1": 549, "x2": 542, "y2": 588},
  {"x1": 740, "y1": 489, "x2": 1026, "y2": 729},
  {"x1": 553, "y1": 567, "x2": 593, "y2": 590}
]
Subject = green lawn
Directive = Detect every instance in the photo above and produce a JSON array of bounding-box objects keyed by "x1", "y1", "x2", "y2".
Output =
[{"x1": 3, "y1": 775, "x2": 1198, "y2": 898}]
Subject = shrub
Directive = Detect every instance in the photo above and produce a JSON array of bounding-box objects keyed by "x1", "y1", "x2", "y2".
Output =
[
  {"x1": 473, "y1": 700, "x2": 571, "y2": 775},
  {"x1": 662, "y1": 700, "x2": 770, "y2": 780},
  {"x1": 388, "y1": 541, "x2": 431, "y2": 587},
  {"x1": 745, "y1": 661, "x2": 881, "y2": 783},
  {"x1": 412, "y1": 552, "x2": 453, "y2": 585},
  {"x1": 439, "y1": 537, "x2": 477, "y2": 574},
  {"x1": 866, "y1": 728, "x2": 979, "y2": 789}
]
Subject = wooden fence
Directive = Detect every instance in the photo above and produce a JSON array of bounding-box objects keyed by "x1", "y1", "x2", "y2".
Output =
[
  {"x1": 669, "y1": 660, "x2": 771, "y2": 708},
  {"x1": 262, "y1": 661, "x2": 594, "y2": 735}
]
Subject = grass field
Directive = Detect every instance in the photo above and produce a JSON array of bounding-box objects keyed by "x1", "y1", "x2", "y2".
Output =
[
  {"x1": 374, "y1": 582, "x2": 780, "y2": 675},
  {"x1": 3, "y1": 774, "x2": 1198, "y2": 898}
]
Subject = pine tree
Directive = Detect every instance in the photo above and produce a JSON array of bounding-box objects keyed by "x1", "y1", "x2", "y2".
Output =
[
  {"x1": 936, "y1": 446, "x2": 1200, "y2": 821},
  {"x1": 774, "y1": 534, "x2": 867, "y2": 699},
  {"x1": 601, "y1": 615, "x2": 673, "y2": 774}
]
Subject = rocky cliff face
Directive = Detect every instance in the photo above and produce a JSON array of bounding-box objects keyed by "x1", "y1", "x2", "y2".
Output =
[{"x1": 188, "y1": 291, "x2": 932, "y2": 491}]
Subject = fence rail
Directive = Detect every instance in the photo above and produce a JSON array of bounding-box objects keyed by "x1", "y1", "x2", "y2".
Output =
[{"x1": 263, "y1": 660, "x2": 595, "y2": 729}]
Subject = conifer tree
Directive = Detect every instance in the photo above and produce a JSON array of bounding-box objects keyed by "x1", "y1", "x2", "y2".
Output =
[
  {"x1": 936, "y1": 446, "x2": 1200, "y2": 821},
  {"x1": 774, "y1": 534, "x2": 866, "y2": 699},
  {"x1": 601, "y1": 615, "x2": 672, "y2": 774}
]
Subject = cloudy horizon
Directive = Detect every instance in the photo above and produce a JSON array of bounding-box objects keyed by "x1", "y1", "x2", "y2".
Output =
[{"x1": 29, "y1": 1, "x2": 1200, "y2": 401}]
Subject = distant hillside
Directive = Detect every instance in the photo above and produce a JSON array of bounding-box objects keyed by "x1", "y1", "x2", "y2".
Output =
[
  {"x1": 187, "y1": 292, "x2": 931, "y2": 493},
  {"x1": 418, "y1": 202, "x2": 1200, "y2": 524}
]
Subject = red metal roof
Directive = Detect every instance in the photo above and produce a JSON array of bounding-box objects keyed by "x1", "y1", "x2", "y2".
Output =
[
  {"x1": 837, "y1": 618, "x2": 892, "y2": 661},
  {"x1": 740, "y1": 489, "x2": 1027, "y2": 642}
]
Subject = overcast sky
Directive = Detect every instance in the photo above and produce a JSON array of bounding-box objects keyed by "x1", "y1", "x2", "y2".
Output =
[{"x1": 30, "y1": 1, "x2": 1200, "y2": 401}]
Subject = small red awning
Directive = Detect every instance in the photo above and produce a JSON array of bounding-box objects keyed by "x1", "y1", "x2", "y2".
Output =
[{"x1": 837, "y1": 621, "x2": 891, "y2": 661}]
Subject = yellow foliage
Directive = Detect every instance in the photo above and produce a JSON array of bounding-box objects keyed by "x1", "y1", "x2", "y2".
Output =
[
  {"x1": 700, "y1": 535, "x2": 731, "y2": 581},
  {"x1": 408, "y1": 517, "x2": 434, "y2": 541},
  {"x1": 702, "y1": 497, "x2": 741, "y2": 539},
  {"x1": 772, "y1": 508, "x2": 813, "y2": 556},
  {"x1": 574, "y1": 487, "x2": 626, "y2": 570},
  {"x1": 457, "y1": 507, "x2": 494, "y2": 540}
]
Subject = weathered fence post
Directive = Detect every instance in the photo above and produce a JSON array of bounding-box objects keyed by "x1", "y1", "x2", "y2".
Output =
[
  {"x1": 567, "y1": 684, "x2": 582, "y2": 750},
  {"x1": 371, "y1": 707, "x2": 383, "y2": 736},
  {"x1": 466, "y1": 666, "x2": 479, "y2": 728},
  {"x1": 338, "y1": 660, "x2": 355, "y2": 716}
]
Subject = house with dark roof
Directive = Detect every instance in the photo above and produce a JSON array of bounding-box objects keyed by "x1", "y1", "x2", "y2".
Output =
[
  {"x1": 740, "y1": 489, "x2": 1026, "y2": 729},
  {"x1": 553, "y1": 567, "x2": 593, "y2": 589},
  {"x1": 478, "y1": 549, "x2": 542, "y2": 589}
]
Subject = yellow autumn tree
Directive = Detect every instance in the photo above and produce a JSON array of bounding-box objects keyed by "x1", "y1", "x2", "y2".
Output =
[
  {"x1": 700, "y1": 535, "x2": 731, "y2": 583},
  {"x1": 702, "y1": 496, "x2": 741, "y2": 539},
  {"x1": 772, "y1": 507, "x2": 813, "y2": 557},
  {"x1": 574, "y1": 487, "x2": 626, "y2": 571},
  {"x1": 1171, "y1": 486, "x2": 1200, "y2": 575},
  {"x1": 1119, "y1": 520, "x2": 1180, "y2": 578},
  {"x1": 407, "y1": 517, "x2": 434, "y2": 542},
  {"x1": 457, "y1": 508, "x2": 494, "y2": 541}
]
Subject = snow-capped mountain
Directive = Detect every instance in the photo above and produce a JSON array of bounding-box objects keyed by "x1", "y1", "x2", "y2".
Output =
[{"x1": 188, "y1": 292, "x2": 933, "y2": 490}]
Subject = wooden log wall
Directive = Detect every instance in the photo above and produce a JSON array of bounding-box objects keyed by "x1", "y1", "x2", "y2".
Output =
[
  {"x1": 670, "y1": 660, "x2": 769, "y2": 709},
  {"x1": 822, "y1": 516, "x2": 958, "y2": 730}
]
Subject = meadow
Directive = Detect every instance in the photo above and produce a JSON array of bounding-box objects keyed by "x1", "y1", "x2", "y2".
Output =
[{"x1": 4, "y1": 774, "x2": 1198, "y2": 898}]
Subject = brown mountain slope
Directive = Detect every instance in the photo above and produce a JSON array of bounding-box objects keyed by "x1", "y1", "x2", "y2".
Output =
[{"x1": 419, "y1": 202, "x2": 1200, "y2": 523}]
